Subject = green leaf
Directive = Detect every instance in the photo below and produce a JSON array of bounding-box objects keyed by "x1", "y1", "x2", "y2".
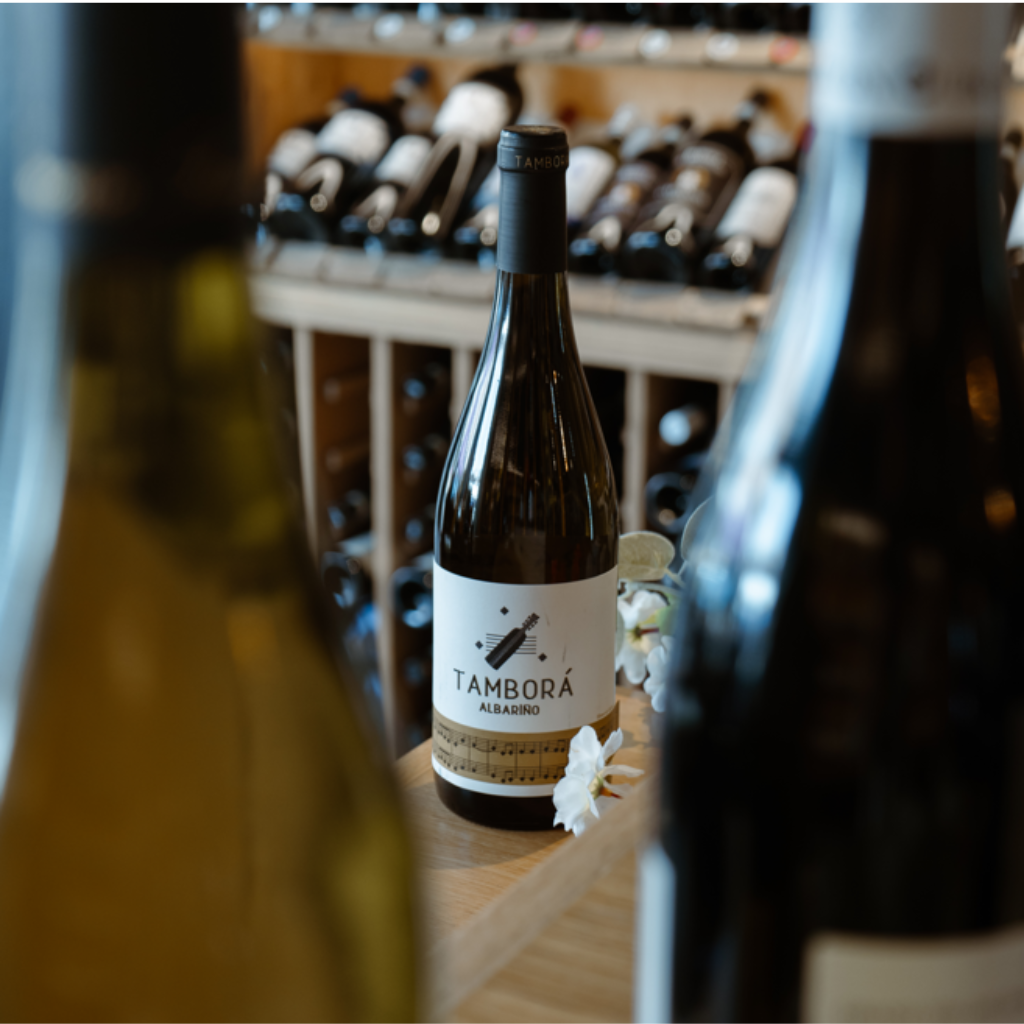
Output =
[{"x1": 618, "y1": 531, "x2": 676, "y2": 582}]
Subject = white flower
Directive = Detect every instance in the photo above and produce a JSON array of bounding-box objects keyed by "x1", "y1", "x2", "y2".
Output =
[
  {"x1": 615, "y1": 589, "x2": 666, "y2": 684},
  {"x1": 644, "y1": 635, "x2": 674, "y2": 713},
  {"x1": 553, "y1": 726, "x2": 645, "y2": 837}
]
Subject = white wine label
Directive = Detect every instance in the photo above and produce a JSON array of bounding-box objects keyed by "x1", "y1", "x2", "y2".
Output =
[
  {"x1": 634, "y1": 842, "x2": 677, "y2": 1024},
  {"x1": 373, "y1": 134, "x2": 431, "y2": 188},
  {"x1": 802, "y1": 926, "x2": 1024, "y2": 1023},
  {"x1": 716, "y1": 167, "x2": 798, "y2": 248},
  {"x1": 315, "y1": 109, "x2": 391, "y2": 166},
  {"x1": 432, "y1": 82, "x2": 512, "y2": 145},
  {"x1": 566, "y1": 146, "x2": 617, "y2": 222},
  {"x1": 432, "y1": 562, "x2": 618, "y2": 797},
  {"x1": 811, "y1": 5, "x2": 1009, "y2": 136},
  {"x1": 267, "y1": 128, "x2": 319, "y2": 181}
]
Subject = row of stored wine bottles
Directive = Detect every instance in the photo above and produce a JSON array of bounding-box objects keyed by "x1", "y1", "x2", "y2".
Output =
[{"x1": 251, "y1": 58, "x2": 805, "y2": 291}]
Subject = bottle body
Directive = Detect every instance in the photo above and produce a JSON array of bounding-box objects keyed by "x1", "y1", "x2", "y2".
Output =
[
  {"x1": 433, "y1": 127, "x2": 619, "y2": 831},
  {"x1": 0, "y1": 8, "x2": 417, "y2": 1019},
  {"x1": 641, "y1": 6, "x2": 1024, "y2": 1022}
]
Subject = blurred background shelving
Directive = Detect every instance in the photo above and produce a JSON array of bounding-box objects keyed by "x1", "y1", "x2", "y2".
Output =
[{"x1": 242, "y1": 2, "x2": 1024, "y2": 756}]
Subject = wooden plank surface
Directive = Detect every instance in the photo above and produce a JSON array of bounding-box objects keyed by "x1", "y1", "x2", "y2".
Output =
[{"x1": 396, "y1": 683, "x2": 657, "y2": 1020}]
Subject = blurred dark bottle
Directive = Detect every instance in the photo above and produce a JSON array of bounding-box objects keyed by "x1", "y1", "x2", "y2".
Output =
[
  {"x1": 400, "y1": 359, "x2": 450, "y2": 416},
  {"x1": 568, "y1": 118, "x2": 691, "y2": 275},
  {"x1": 644, "y1": 451, "x2": 707, "y2": 537},
  {"x1": 383, "y1": 64, "x2": 523, "y2": 253},
  {"x1": 696, "y1": 153, "x2": 799, "y2": 291},
  {"x1": 638, "y1": 7, "x2": 1024, "y2": 1022},
  {"x1": 619, "y1": 90, "x2": 768, "y2": 283},
  {"x1": 267, "y1": 68, "x2": 415, "y2": 242},
  {"x1": 452, "y1": 104, "x2": 644, "y2": 263},
  {"x1": 391, "y1": 561, "x2": 434, "y2": 631},
  {"x1": 713, "y1": 2, "x2": 777, "y2": 32},
  {"x1": 401, "y1": 432, "x2": 448, "y2": 480},
  {"x1": 324, "y1": 487, "x2": 372, "y2": 545},
  {"x1": 403, "y1": 501, "x2": 436, "y2": 554},
  {"x1": 658, "y1": 401, "x2": 713, "y2": 451},
  {"x1": 999, "y1": 127, "x2": 1021, "y2": 236},
  {"x1": 0, "y1": 8, "x2": 417, "y2": 1019}
]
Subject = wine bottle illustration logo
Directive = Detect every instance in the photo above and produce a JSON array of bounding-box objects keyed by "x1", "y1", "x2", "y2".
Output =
[{"x1": 484, "y1": 613, "x2": 539, "y2": 669}]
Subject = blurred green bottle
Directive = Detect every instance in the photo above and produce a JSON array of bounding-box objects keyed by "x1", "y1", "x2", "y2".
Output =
[{"x1": 0, "y1": 8, "x2": 418, "y2": 1020}]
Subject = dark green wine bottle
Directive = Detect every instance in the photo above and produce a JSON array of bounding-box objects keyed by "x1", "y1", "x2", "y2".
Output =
[
  {"x1": 433, "y1": 127, "x2": 620, "y2": 830},
  {"x1": 637, "y1": 6, "x2": 1024, "y2": 1022}
]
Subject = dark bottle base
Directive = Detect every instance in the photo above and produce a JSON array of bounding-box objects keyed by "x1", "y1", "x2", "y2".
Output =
[{"x1": 433, "y1": 771, "x2": 557, "y2": 831}]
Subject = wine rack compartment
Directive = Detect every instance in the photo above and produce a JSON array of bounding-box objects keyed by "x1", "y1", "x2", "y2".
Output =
[{"x1": 251, "y1": 265, "x2": 756, "y2": 755}]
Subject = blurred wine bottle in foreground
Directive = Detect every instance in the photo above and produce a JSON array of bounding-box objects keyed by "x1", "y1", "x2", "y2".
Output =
[
  {"x1": 0, "y1": 7, "x2": 417, "y2": 1020},
  {"x1": 638, "y1": 6, "x2": 1024, "y2": 1022}
]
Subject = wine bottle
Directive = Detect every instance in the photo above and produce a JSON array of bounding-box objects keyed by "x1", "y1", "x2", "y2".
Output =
[
  {"x1": 401, "y1": 432, "x2": 448, "y2": 478},
  {"x1": 267, "y1": 72, "x2": 409, "y2": 243},
  {"x1": 658, "y1": 402, "x2": 712, "y2": 450},
  {"x1": 620, "y1": 91, "x2": 768, "y2": 283},
  {"x1": 0, "y1": 8, "x2": 417, "y2": 1019},
  {"x1": 568, "y1": 119, "x2": 691, "y2": 275},
  {"x1": 643, "y1": 452, "x2": 707, "y2": 536},
  {"x1": 433, "y1": 126, "x2": 620, "y2": 830},
  {"x1": 324, "y1": 487, "x2": 371, "y2": 544},
  {"x1": 403, "y1": 501, "x2": 436, "y2": 552},
  {"x1": 696, "y1": 159, "x2": 799, "y2": 292},
  {"x1": 384, "y1": 64, "x2": 523, "y2": 253},
  {"x1": 391, "y1": 562, "x2": 434, "y2": 631},
  {"x1": 638, "y1": 7, "x2": 1024, "y2": 1022},
  {"x1": 401, "y1": 359, "x2": 450, "y2": 416}
]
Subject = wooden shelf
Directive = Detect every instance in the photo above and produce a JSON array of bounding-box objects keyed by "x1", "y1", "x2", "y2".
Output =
[
  {"x1": 396, "y1": 682, "x2": 656, "y2": 1022},
  {"x1": 248, "y1": 11, "x2": 813, "y2": 75}
]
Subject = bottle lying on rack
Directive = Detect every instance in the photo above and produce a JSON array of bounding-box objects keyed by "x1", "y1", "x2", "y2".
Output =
[
  {"x1": 402, "y1": 432, "x2": 448, "y2": 480},
  {"x1": 658, "y1": 401, "x2": 713, "y2": 451},
  {"x1": 0, "y1": 7, "x2": 416, "y2": 1019},
  {"x1": 267, "y1": 68, "x2": 416, "y2": 243},
  {"x1": 638, "y1": 6, "x2": 1024, "y2": 1022},
  {"x1": 433, "y1": 126, "x2": 620, "y2": 830},
  {"x1": 644, "y1": 452, "x2": 707, "y2": 537},
  {"x1": 403, "y1": 501, "x2": 436, "y2": 553},
  {"x1": 324, "y1": 487, "x2": 371, "y2": 545},
  {"x1": 568, "y1": 118, "x2": 691, "y2": 276},
  {"x1": 619, "y1": 90, "x2": 769, "y2": 283},
  {"x1": 696, "y1": 152, "x2": 799, "y2": 292},
  {"x1": 383, "y1": 64, "x2": 523, "y2": 253},
  {"x1": 391, "y1": 561, "x2": 434, "y2": 631},
  {"x1": 401, "y1": 360, "x2": 450, "y2": 413},
  {"x1": 451, "y1": 104, "x2": 644, "y2": 264},
  {"x1": 336, "y1": 67, "x2": 434, "y2": 247}
]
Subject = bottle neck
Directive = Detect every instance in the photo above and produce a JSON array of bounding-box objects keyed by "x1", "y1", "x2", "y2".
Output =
[
  {"x1": 486, "y1": 270, "x2": 575, "y2": 363},
  {"x1": 496, "y1": 169, "x2": 567, "y2": 274}
]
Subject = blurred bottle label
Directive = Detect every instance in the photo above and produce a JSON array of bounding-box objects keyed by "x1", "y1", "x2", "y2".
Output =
[
  {"x1": 565, "y1": 146, "x2": 617, "y2": 222},
  {"x1": 716, "y1": 167, "x2": 798, "y2": 247},
  {"x1": 811, "y1": 5, "x2": 1008, "y2": 136},
  {"x1": 374, "y1": 134, "x2": 432, "y2": 187},
  {"x1": 432, "y1": 82, "x2": 512, "y2": 145},
  {"x1": 316, "y1": 109, "x2": 391, "y2": 166},
  {"x1": 802, "y1": 927, "x2": 1024, "y2": 1022},
  {"x1": 267, "y1": 128, "x2": 318, "y2": 181}
]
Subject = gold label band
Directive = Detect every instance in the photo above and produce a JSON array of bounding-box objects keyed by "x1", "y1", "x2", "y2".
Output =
[{"x1": 432, "y1": 702, "x2": 620, "y2": 787}]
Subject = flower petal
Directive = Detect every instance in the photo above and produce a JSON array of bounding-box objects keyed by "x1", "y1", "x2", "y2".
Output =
[
  {"x1": 568, "y1": 725, "x2": 602, "y2": 767},
  {"x1": 601, "y1": 728, "x2": 624, "y2": 760},
  {"x1": 604, "y1": 763, "x2": 645, "y2": 778}
]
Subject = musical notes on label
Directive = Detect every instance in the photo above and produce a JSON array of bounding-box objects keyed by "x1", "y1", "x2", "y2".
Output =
[{"x1": 432, "y1": 705, "x2": 620, "y2": 786}]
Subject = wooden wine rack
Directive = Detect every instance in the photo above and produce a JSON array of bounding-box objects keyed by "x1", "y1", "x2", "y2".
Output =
[
  {"x1": 243, "y1": 20, "x2": 1024, "y2": 761},
  {"x1": 250, "y1": 253, "x2": 758, "y2": 756}
]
